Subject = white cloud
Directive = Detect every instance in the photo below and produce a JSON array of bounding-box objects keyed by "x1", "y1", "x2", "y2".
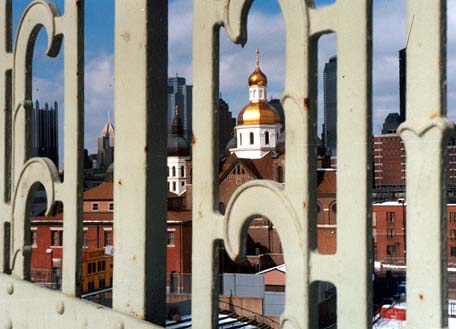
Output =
[{"x1": 32, "y1": 0, "x2": 456, "y2": 158}]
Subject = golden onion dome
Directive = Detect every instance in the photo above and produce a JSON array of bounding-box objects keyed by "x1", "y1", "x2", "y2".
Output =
[
  {"x1": 248, "y1": 49, "x2": 268, "y2": 86},
  {"x1": 237, "y1": 101, "x2": 281, "y2": 125}
]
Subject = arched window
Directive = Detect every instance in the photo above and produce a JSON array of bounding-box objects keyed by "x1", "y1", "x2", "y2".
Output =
[
  {"x1": 259, "y1": 89, "x2": 263, "y2": 98},
  {"x1": 250, "y1": 132, "x2": 254, "y2": 145},
  {"x1": 277, "y1": 166, "x2": 283, "y2": 183},
  {"x1": 329, "y1": 203, "x2": 337, "y2": 225},
  {"x1": 172, "y1": 166, "x2": 176, "y2": 177},
  {"x1": 240, "y1": 133, "x2": 242, "y2": 145},
  {"x1": 265, "y1": 131, "x2": 270, "y2": 145},
  {"x1": 181, "y1": 166, "x2": 184, "y2": 177}
]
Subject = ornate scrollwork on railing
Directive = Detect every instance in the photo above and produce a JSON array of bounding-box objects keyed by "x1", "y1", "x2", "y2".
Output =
[
  {"x1": 6, "y1": 0, "x2": 63, "y2": 279},
  {"x1": 11, "y1": 158, "x2": 61, "y2": 279},
  {"x1": 192, "y1": 0, "x2": 372, "y2": 328},
  {"x1": 1, "y1": 0, "x2": 84, "y2": 297}
]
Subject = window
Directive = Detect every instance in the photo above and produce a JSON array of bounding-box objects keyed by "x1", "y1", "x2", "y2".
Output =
[
  {"x1": 331, "y1": 203, "x2": 337, "y2": 213},
  {"x1": 386, "y1": 211, "x2": 395, "y2": 223},
  {"x1": 265, "y1": 131, "x2": 270, "y2": 145},
  {"x1": 181, "y1": 166, "x2": 184, "y2": 177},
  {"x1": 451, "y1": 230, "x2": 456, "y2": 240},
  {"x1": 386, "y1": 245, "x2": 397, "y2": 255},
  {"x1": 181, "y1": 181, "x2": 185, "y2": 186},
  {"x1": 240, "y1": 133, "x2": 242, "y2": 145},
  {"x1": 250, "y1": 132, "x2": 254, "y2": 145},
  {"x1": 172, "y1": 182, "x2": 176, "y2": 191},
  {"x1": 99, "y1": 279, "x2": 105, "y2": 289},
  {"x1": 31, "y1": 229, "x2": 37, "y2": 248},
  {"x1": 83, "y1": 231, "x2": 88, "y2": 249},
  {"x1": 451, "y1": 247, "x2": 456, "y2": 257},
  {"x1": 92, "y1": 203, "x2": 99, "y2": 211},
  {"x1": 167, "y1": 166, "x2": 169, "y2": 177},
  {"x1": 172, "y1": 166, "x2": 176, "y2": 177},
  {"x1": 88, "y1": 262, "x2": 95, "y2": 274},
  {"x1": 387, "y1": 229, "x2": 395, "y2": 240},
  {"x1": 88, "y1": 281, "x2": 95, "y2": 292},
  {"x1": 104, "y1": 231, "x2": 112, "y2": 246},
  {"x1": 451, "y1": 212, "x2": 456, "y2": 223},
  {"x1": 51, "y1": 230, "x2": 63, "y2": 247},
  {"x1": 109, "y1": 203, "x2": 114, "y2": 211},
  {"x1": 167, "y1": 230, "x2": 175, "y2": 246},
  {"x1": 277, "y1": 166, "x2": 283, "y2": 183}
]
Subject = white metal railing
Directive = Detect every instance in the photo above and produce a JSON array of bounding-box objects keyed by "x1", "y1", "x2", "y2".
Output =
[{"x1": 0, "y1": 0, "x2": 451, "y2": 329}]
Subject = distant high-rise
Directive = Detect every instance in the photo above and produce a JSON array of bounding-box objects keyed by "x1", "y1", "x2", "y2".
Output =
[
  {"x1": 323, "y1": 56, "x2": 337, "y2": 156},
  {"x1": 168, "y1": 76, "x2": 192, "y2": 143},
  {"x1": 381, "y1": 112, "x2": 401, "y2": 134},
  {"x1": 399, "y1": 48, "x2": 406, "y2": 123},
  {"x1": 218, "y1": 98, "x2": 236, "y2": 154},
  {"x1": 32, "y1": 100, "x2": 59, "y2": 168},
  {"x1": 97, "y1": 120, "x2": 114, "y2": 170}
]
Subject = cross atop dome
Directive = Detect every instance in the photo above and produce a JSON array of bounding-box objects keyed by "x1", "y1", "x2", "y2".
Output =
[{"x1": 248, "y1": 48, "x2": 268, "y2": 87}]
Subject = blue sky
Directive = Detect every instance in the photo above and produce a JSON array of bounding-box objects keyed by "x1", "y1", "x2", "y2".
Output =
[{"x1": 10, "y1": 0, "x2": 456, "y2": 167}]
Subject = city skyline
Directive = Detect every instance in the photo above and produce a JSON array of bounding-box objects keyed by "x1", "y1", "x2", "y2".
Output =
[{"x1": 10, "y1": 0, "x2": 456, "y2": 164}]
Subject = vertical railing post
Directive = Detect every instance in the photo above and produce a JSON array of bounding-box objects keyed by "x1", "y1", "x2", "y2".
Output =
[
  {"x1": 60, "y1": 0, "x2": 85, "y2": 297},
  {"x1": 399, "y1": 1, "x2": 450, "y2": 328},
  {"x1": 113, "y1": 0, "x2": 168, "y2": 325},
  {"x1": 0, "y1": 0, "x2": 12, "y2": 274}
]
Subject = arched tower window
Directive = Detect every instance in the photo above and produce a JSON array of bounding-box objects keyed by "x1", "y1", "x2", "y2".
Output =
[
  {"x1": 172, "y1": 166, "x2": 176, "y2": 177},
  {"x1": 240, "y1": 133, "x2": 242, "y2": 145},
  {"x1": 277, "y1": 166, "x2": 283, "y2": 183},
  {"x1": 181, "y1": 166, "x2": 184, "y2": 177},
  {"x1": 265, "y1": 131, "x2": 270, "y2": 145},
  {"x1": 250, "y1": 132, "x2": 254, "y2": 145}
]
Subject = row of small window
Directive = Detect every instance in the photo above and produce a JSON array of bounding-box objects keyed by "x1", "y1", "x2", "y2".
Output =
[
  {"x1": 30, "y1": 229, "x2": 113, "y2": 248},
  {"x1": 168, "y1": 166, "x2": 185, "y2": 177},
  {"x1": 389, "y1": 245, "x2": 456, "y2": 257},
  {"x1": 29, "y1": 229, "x2": 62, "y2": 248},
  {"x1": 91, "y1": 202, "x2": 114, "y2": 211},
  {"x1": 239, "y1": 132, "x2": 271, "y2": 146},
  {"x1": 387, "y1": 212, "x2": 456, "y2": 223},
  {"x1": 87, "y1": 260, "x2": 106, "y2": 274},
  {"x1": 83, "y1": 231, "x2": 112, "y2": 248},
  {"x1": 168, "y1": 181, "x2": 185, "y2": 192},
  {"x1": 87, "y1": 278, "x2": 109, "y2": 292}
]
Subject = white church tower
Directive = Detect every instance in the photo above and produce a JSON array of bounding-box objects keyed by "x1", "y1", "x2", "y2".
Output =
[
  {"x1": 167, "y1": 105, "x2": 190, "y2": 195},
  {"x1": 231, "y1": 49, "x2": 282, "y2": 159}
]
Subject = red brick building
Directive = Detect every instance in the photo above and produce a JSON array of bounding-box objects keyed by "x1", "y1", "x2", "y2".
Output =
[
  {"x1": 373, "y1": 202, "x2": 456, "y2": 266},
  {"x1": 218, "y1": 153, "x2": 337, "y2": 271},
  {"x1": 373, "y1": 135, "x2": 405, "y2": 187},
  {"x1": 30, "y1": 182, "x2": 192, "y2": 288}
]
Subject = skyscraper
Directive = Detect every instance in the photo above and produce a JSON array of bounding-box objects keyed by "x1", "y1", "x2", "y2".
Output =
[
  {"x1": 97, "y1": 120, "x2": 115, "y2": 170},
  {"x1": 31, "y1": 100, "x2": 59, "y2": 168},
  {"x1": 323, "y1": 56, "x2": 337, "y2": 156},
  {"x1": 168, "y1": 76, "x2": 193, "y2": 143},
  {"x1": 218, "y1": 98, "x2": 236, "y2": 154}
]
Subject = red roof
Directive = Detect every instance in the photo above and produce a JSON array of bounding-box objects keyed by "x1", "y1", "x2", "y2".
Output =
[
  {"x1": 317, "y1": 170, "x2": 336, "y2": 195},
  {"x1": 167, "y1": 211, "x2": 192, "y2": 222},
  {"x1": 84, "y1": 182, "x2": 113, "y2": 201}
]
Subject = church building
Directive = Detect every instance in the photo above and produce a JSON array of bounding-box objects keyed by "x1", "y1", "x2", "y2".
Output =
[{"x1": 230, "y1": 49, "x2": 283, "y2": 159}]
